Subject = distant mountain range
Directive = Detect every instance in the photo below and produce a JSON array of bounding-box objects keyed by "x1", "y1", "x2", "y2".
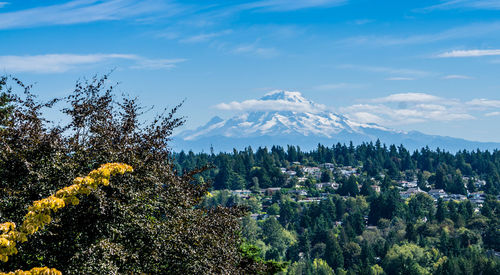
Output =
[{"x1": 173, "y1": 91, "x2": 500, "y2": 152}]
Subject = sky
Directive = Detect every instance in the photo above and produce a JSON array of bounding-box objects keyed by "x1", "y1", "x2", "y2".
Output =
[{"x1": 1, "y1": 0, "x2": 500, "y2": 142}]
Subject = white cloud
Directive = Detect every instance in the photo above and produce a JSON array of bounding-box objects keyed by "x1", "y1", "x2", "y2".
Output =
[
  {"x1": 372, "y1": 93, "x2": 442, "y2": 103},
  {"x1": 341, "y1": 92, "x2": 482, "y2": 126},
  {"x1": 342, "y1": 91, "x2": 500, "y2": 125},
  {"x1": 467, "y1": 98, "x2": 500, "y2": 108},
  {"x1": 485, "y1": 111, "x2": 500, "y2": 117},
  {"x1": 0, "y1": 54, "x2": 184, "y2": 73},
  {"x1": 348, "y1": 112, "x2": 385, "y2": 124},
  {"x1": 385, "y1": 77, "x2": 414, "y2": 81},
  {"x1": 442, "y1": 74, "x2": 473, "y2": 79},
  {"x1": 437, "y1": 49, "x2": 500, "y2": 58},
  {"x1": 343, "y1": 102, "x2": 473, "y2": 125},
  {"x1": 213, "y1": 90, "x2": 500, "y2": 126},
  {"x1": 239, "y1": 0, "x2": 347, "y2": 12},
  {"x1": 0, "y1": 2, "x2": 9, "y2": 8},
  {"x1": 0, "y1": 0, "x2": 178, "y2": 29}
]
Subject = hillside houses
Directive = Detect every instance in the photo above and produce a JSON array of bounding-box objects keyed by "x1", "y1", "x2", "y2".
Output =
[
  {"x1": 319, "y1": 163, "x2": 335, "y2": 169},
  {"x1": 339, "y1": 166, "x2": 357, "y2": 176},
  {"x1": 231, "y1": 189, "x2": 252, "y2": 198},
  {"x1": 316, "y1": 182, "x2": 339, "y2": 190},
  {"x1": 428, "y1": 189, "x2": 447, "y2": 200},
  {"x1": 399, "y1": 187, "x2": 424, "y2": 199},
  {"x1": 270, "y1": 161, "x2": 494, "y2": 208},
  {"x1": 302, "y1": 166, "x2": 321, "y2": 179}
]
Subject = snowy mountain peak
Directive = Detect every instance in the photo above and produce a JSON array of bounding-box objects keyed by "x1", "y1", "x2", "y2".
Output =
[
  {"x1": 173, "y1": 91, "x2": 500, "y2": 152},
  {"x1": 177, "y1": 90, "x2": 396, "y2": 143},
  {"x1": 260, "y1": 90, "x2": 308, "y2": 103}
]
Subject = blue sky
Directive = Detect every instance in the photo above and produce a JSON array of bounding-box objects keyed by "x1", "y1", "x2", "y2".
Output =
[{"x1": 1, "y1": 0, "x2": 500, "y2": 142}]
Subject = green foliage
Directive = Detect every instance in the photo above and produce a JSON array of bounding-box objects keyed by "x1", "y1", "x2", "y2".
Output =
[
  {"x1": 338, "y1": 175, "x2": 359, "y2": 197},
  {"x1": 239, "y1": 242, "x2": 288, "y2": 274},
  {"x1": 261, "y1": 218, "x2": 295, "y2": 260},
  {"x1": 408, "y1": 193, "x2": 435, "y2": 222},
  {"x1": 0, "y1": 76, "x2": 277, "y2": 274},
  {"x1": 383, "y1": 243, "x2": 439, "y2": 275}
]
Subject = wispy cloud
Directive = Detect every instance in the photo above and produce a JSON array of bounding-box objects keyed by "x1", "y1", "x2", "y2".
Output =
[
  {"x1": 129, "y1": 57, "x2": 185, "y2": 70},
  {"x1": 442, "y1": 74, "x2": 473, "y2": 79},
  {"x1": 0, "y1": 0, "x2": 179, "y2": 29},
  {"x1": 350, "y1": 19, "x2": 374, "y2": 25},
  {"x1": 437, "y1": 49, "x2": 500, "y2": 58},
  {"x1": 313, "y1": 83, "x2": 366, "y2": 91},
  {"x1": 385, "y1": 77, "x2": 414, "y2": 81},
  {"x1": 421, "y1": 0, "x2": 500, "y2": 11},
  {"x1": 485, "y1": 111, "x2": 500, "y2": 117},
  {"x1": 0, "y1": 2, "x2": 9, "y2": 8},
  {"x1": 179, "y1": 29, "x2": 232, "y2": 43},
  {"x1": 339, "y1": 64, "x2": 431, "y2": 78},
  {"x1": 467, "y1": 98, "x2": 500, "y2": 109},
  {"x1": 0, "y1": 54, "x2": 184, "y2": 73},
  {"x1": 339, "y1": 22, "x2": 500, "y2": 46},
  {"x1": 233, "y1": 43, "x2": 279, "y2": 57},
  {"x1": 239, "y1": 0, "x2": 347, "y2": 12},
  {"x1": 372, "y1": 93, "x2": 443, "y2": 103}
]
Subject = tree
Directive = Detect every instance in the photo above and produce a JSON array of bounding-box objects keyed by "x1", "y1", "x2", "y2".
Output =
[
  {"x1": 408, "y1": 193, "x2": 435, "y2": 222},
  {"x1": 466, "y1": 178, "x2": 477, "y2": 193},
  {"x1": 343, "y1": 241, "x2": 362, "y2": 267},
  {"x1": 360, "y1": 180, "x2": 376, "y2": 197},
  {"x1": 448, "y1": 170, "x2": 466, "y2": 195},
  {"x1": 0, "y1": 76, "x2": 13, "y2": 126},
  {"x1": 435, "y1": 198, "x2": 447, "y2": 222},
  {"x1": 324, "y1": 231, "x2": 343, "y2": 270},
  {"x1": 241, "y1": 215, "x2": 261, "y2": 243},
  {"x1": 312, "y1": 258, "x2": 335, "y2": 275},
  {"x1": 368, "y1": 188, "x2": 403, "y2": 225},
  {"x1": 370, "y1": 264, "x2": 384, "y2": 275},
  {"x1": 0, "y1": 76, "x2": 278, "y2": 274},
  {"x1": 261, "y1": 217, "x2": 295, "y2": 260},
  {"x1": 321, "y1": 170, "x2": 333, "y2": 183},
  {"x1": 383, "y1": 243, "x2": 438, "y2": 275},
  {"x1": 267, "y1": 203, "x2": 280, "y2": 215},
  {"x1": 338, "y1": 175, "x2": 359, "y2": 197}
]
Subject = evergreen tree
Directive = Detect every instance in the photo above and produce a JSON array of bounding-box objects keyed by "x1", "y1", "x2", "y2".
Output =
[
  {"x1": 324, "y1": 231, "x2": 344, "y2": 270},
  {"x1": 338, "y1": 175, "x2": 359, "y2": 197}
]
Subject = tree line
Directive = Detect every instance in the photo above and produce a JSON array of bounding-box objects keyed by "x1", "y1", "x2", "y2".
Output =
[{"x1": 175, "y1": 142, "x2": 500, "y2": 195}]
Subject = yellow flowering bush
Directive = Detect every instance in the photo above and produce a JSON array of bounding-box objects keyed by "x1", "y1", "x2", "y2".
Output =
[
  {"x1": 0, "y1": 267, "x2": 62, "y2": 275},
  {"x1": 0, "y1": 163, "x2": 133, "y2": 273}
]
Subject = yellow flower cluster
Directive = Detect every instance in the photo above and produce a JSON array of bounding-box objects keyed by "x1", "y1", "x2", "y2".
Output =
[
  {"x1": 0, "y1": 267, "x2": 62, "y2": 275},
  {"x1": 0, "y1": 222, "x2": 22, "y2": 262},
  {"x1": 0, "y1": 163, "x2": 133, "y2": 269},
  {"x1": 21, "y1": 163, "x2": 133, "y2": 236}
]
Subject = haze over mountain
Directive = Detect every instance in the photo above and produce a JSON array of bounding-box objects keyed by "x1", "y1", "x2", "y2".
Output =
[{"x1": 173, "y1": 91, "x2": 500, "y2": 152}]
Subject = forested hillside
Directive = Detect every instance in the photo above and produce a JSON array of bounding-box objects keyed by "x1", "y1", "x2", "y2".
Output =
[{"x1": 175, "y1": 143, "x2": 500, "y2": 274}]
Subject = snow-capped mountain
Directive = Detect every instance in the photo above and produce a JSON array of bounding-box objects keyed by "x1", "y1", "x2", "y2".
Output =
[{"x1": 173, "y1": 91, "x2": 500, "y2": 152}]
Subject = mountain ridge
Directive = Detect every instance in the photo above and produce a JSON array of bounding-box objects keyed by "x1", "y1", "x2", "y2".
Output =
[{"x1": 173, "y1": 91, "x2": 500, "y2": 152}]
